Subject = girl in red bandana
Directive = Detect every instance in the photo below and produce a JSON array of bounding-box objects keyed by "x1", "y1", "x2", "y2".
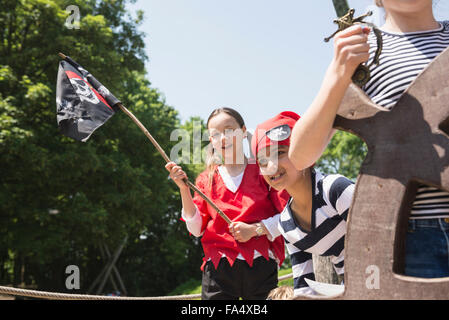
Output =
[{"x1": 165, "y1": 107, "x2": 289, "y2": 300}]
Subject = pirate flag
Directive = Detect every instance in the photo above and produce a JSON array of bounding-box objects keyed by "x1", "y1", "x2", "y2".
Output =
[
  {"x1": 54, "y1": 54, "x2": 234, "y2": 225},
  {"x1": 56, "y1": 54, "x2": 121, "y2": 142}
]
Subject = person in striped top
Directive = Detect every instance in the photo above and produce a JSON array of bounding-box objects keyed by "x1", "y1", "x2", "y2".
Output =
[
  {"x1": 288, "y1": 0, "x2": 449, "y2": 278},
  {"x1": 363, "y1": 12, "x2": 449, "y2": 221},
  {"x1": 252, "y1": 111, "x2": 354, "y2": 296}
]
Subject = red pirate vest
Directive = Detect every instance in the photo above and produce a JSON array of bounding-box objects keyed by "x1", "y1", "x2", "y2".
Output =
[{"x1": 192, "y1": 163, "x2": 289, "y2": 270}]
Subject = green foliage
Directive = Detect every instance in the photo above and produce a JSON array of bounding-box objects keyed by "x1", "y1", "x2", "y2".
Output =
[
  {"x1": 0, "y1": 0, "x2": 202, "y2": 295},
  {"x1": 316, "y1": 130, "x2": 367, "y2": 180},
  {"x1": 168, "y1": 268, "x2": 294, "y2": 297},
  {"x1": 277, "y1": 268, "x2": 294, "y2": 287},
  {"x1": 169, "y1": 278, "x2": 202, "y2": 296},
  {"x1": 174, "y1": 116, "x2": 208, "y2": 177}
]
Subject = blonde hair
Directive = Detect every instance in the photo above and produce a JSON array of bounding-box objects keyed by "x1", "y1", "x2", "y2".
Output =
[
  {"x1": 205, "y1": 107, "x2": 253, "y2": 187},
  {"x1": 267, "y1": 285, "x2": 294, "y2": 300}
]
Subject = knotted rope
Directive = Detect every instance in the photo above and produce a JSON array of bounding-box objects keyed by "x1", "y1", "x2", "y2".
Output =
[{"x1": 0, "y1": 273, "x2": 293, "y2": 300}]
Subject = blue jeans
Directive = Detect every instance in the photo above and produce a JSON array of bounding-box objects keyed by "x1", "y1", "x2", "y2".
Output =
[{"x1": 405, "y1": 218, "x2": 449, "y2": 278}]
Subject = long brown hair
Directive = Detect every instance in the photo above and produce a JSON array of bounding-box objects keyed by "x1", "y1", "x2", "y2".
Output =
[{"x1": 205, "y1": 107, "x2": 253, "y2": 187}]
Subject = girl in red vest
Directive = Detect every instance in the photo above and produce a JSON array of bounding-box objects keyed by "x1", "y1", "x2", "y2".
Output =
[{"x1": 165, "y1": 107, "x2": 289, "y2": 300}]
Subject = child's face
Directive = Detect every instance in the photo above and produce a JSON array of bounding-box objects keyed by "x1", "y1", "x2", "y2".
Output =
[
  {"x1": 208, "y1": 112, "x2": 246, "y2": 164},
  {"x1": 257, "y1": 144, "x2": 299, "y2": 191}
]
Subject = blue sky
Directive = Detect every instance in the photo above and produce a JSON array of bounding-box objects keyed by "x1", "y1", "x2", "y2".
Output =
[{"x1": 127, "y1": 0, "x2": 448, "y2": 131}]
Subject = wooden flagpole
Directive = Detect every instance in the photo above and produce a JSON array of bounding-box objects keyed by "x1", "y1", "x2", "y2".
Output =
[
  {"x1": 116, "y1": 103, "x2": 232, "y2": 225},
  {"x1": 58, "y1": 53, "x2": 231, "y2": 225}
]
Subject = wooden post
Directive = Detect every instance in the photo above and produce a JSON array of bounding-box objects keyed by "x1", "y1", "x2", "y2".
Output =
[
  {"x1": 88, "y1": 237, "x2": 128, "y2": 295},
  {"x1": 98, "y1": 244, "x2": 119, "y2": 293},
  {"x1": 312, "y1": 255, "x2": 342, "y2": 284},
  {"x1": 96, "y1": 236, "x2": 128, "y2": 295},
  {"x1": 102, "y1": 243, "x2": 128, "y2": 296}
]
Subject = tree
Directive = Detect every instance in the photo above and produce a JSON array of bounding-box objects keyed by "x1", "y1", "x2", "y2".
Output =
[
  {"x1": 316, "y1": 130, "x2": 367, "y2": 180},
  {"x1": 0, "y1": 0, "x2": 203, "y2": 296}
]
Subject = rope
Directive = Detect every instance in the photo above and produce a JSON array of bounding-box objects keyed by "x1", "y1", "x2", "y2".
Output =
[
  {"x1": 278, "y1": 273, "x2": 293, "y2": 281},
  {"x1": 0, "y1": 273, "x2": 293, "y2": 300},
  {"x1": 0, "y1": 285, "x2": 201, "y2": 300}
]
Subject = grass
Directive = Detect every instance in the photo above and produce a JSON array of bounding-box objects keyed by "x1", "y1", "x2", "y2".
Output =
[
  {"x1": 169, "y1": 278, "x2": 202, "y2": 296},
  {"x1": 168, "y1": 267, "x2": 293, "y2": 296},
  {"x1": 277, "y1": 267, "x2": 294, "y2": 287}
]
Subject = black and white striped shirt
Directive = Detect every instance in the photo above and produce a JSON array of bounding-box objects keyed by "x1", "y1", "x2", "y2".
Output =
[
  {"x1": 278, "y1": 169, "x2": 354, "y2": 296},
  {"x1": 363, "y1": 21, "x2": 449, "y2": 219}
]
